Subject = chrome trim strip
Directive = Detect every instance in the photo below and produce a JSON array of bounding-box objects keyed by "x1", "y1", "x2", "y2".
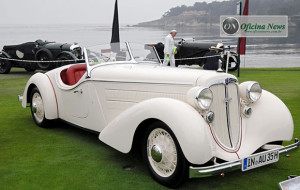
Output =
[
  {"x1": 189, "y1": 138, "x2": 299, "y2": 178},
  {"x1": 106, "y1": 99, "x2": 138, "y2": 104},
  {"x1": 56, "y1": 75, "x2": 193, "y2": 91},
  {"x1": 224, "y1": 84, "x2": 233, "y2": 147}
]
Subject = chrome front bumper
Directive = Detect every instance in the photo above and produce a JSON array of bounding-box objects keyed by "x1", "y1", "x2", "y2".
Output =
[
  {"x1": 18, "y1": 95, "x2": 23, "y2": 102},
  {"x1": 190, "y1": 138, "x2": 299, "y2": 178}
]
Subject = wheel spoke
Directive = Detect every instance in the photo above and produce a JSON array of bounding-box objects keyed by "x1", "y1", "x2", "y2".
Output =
[
  {"x1": 147, "y1": 128, "x2": 178, "y2": 178},
  {"x1": 32, "y1": 92, "x2": 45, "y2": 123}
]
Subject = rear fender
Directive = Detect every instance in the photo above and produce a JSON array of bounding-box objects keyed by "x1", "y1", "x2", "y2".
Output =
[
  {"x1": 22, "y1": 73, "x2": 58, "y2": 120},
  {"x1": 99, "y1": 98, "x2": 214, "y2": 165}
]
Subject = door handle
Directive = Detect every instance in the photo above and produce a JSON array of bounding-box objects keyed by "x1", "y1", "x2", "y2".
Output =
[{"x1": 73, "y1": 89, "x2": 83, "y2": 94}]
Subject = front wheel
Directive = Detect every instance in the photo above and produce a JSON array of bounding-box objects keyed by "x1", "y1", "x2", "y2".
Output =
[
  {"x1": 142, "y1": 122, "x2": 188, "y2": 188},
  {"x1": 0, "y1": 54, "x2": 11, "y2": 74},
  {"x1": 56, "y1": 55, "x2": 75, "y2": 68},
  {"x1": 30, "y1": 87, "x2": 51, "y2": 128}
]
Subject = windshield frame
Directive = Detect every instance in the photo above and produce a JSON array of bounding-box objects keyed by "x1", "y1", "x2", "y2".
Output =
[{"x1": 84, "y1": 42, "x2": 161, "y2": 78}]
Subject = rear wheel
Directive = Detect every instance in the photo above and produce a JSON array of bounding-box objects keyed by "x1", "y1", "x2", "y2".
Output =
[
  {"x1": 30, "y1": 87, "x2": 51, "y2": 128},
  {"x1": 222, "y1": 61, "x2": 239, "y2": 72},
  {"x1": 222, "y1": 55, "x2": 239, "y2": 72},
  {"x1": 142, "y1": 122, "x2": 188, "y2": 188},
  {"x1": 0, "y1": 54, "x2": 11, "y2": 74},
  {"x1": 37, "y1": 52, "x2": 52, "y2": 70}
]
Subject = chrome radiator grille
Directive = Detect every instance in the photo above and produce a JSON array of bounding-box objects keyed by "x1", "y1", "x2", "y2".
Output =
[{"x1": 209, "y1": 80, "x2": 241, "y2": 150}]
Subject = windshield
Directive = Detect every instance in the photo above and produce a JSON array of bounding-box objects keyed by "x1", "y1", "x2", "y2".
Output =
[{"x1": 86, "y1": 42, "x2": 160, "y2": 65}]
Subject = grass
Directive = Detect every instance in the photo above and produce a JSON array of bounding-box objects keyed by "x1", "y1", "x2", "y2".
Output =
[{"x1": 0, "y1": 68, "x2": 299, "y2": 190}]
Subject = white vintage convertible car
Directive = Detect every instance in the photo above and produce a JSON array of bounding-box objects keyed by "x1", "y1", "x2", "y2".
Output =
[{"x1": 19, "y1": 42, "x2": 298, "y2": 187}]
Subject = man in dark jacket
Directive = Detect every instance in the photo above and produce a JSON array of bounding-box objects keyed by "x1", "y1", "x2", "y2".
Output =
[{"x1": 203, "y1": 49, "x2": 220, "y2": 70}]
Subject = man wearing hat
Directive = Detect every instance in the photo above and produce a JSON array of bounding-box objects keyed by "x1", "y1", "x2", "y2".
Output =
[
  {"x1": 203, "y1": 43, "x2": 223, "y2": 70},
  {"x1": 161, "y1": 30, "x2": 177, "y2": 67}
]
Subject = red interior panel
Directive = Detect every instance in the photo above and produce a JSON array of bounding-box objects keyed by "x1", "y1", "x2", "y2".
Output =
[{"x1": 60, "y1": 64, "x2": 87, "y2": 85}]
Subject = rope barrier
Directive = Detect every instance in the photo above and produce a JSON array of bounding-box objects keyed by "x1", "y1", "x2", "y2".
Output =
[
  {"x1": 143, "y1": 54, "x2": 221, "y2": 62},
  {"x1": 0, "y1": 54, "x2": 222, "y2": 63},
  {"x1": 0, "y1": 56, "x2": 85, "y2": 63},
  {"x1": 163, "y1": 54, "x2": 221, "y2": 61}
]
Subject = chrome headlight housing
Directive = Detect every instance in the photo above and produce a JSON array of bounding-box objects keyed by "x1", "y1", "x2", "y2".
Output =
[
  {"x1": 247, "y1": 82, "x2": 262, "y2": 102},
  {"x1": 195, "y1": 87, "x2": 213, "y2": 110},
  {"x1": 240, "y1": 81, "x2": 262, "y2": 103},
  {"x1": 187, "y1": 87, "x2": 213, "y2": 111}
]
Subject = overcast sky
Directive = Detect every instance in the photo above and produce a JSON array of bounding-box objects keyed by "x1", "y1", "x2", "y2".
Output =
[{"x1": 0, "y1": 0, "x2": 225, "y2": 25}]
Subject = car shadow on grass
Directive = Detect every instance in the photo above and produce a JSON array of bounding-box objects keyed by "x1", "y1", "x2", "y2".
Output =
[{"x1": 49, "y1": 121, "x2": 149, "y2": 173}]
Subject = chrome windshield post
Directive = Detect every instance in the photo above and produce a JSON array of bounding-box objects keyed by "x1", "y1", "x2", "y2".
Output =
[
  {"x1": 153, "y1": 46, "x2": 162, "y2": 65},
  {"x1": 83, "y1": 47, "x2": 91, "y2": 78},
  {"x1": 225, "y1": 46, "x2": 231, "y2": 73},
  {"x1": 125, "y1": 42, "x2": 135, "y2": 62}
]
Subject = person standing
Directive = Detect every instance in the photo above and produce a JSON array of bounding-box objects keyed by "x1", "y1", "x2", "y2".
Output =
[
  {"x1": 203, "y1": 48, "x2": 220, "y2": 70},
  {"x1": 161, "y1": 30, "x2": 177, "y2": 67}
]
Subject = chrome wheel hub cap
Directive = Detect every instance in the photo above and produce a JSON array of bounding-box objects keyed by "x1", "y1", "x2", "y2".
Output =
[
  {"x1": 151, "y1": 145, "x2": 162, "y2": 163},
  {"x1": 147, "y1": 128, "x2": 177, "y2": 177},
  {"x1": 32, "y1": 92, "x2": 45, "y2": 123}
]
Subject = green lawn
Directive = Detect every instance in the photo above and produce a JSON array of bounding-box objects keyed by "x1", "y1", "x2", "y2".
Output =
[{"x1": 0, "y1": 68, "x2": 299, "y2": 190}]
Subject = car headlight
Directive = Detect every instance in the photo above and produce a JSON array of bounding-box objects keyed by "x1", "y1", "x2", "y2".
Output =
[
  {"x1": 195, "y1": 87, "x2": 213, "y2": 110},
  {"x1": 73, "y1": 50, "x2": 79, "y2": 58},
  {"x1": 187, "y1": 87, "x2": 213, "y2": 110},
  {"x1": 247, "y1": 82, "x2": 262, "y2": 102},
  {"x1": 240, "y1": 81, "x2": 262, "y2": 103}
]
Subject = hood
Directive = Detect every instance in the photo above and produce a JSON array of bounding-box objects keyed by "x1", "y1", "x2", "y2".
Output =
[
  {"x1": 42, "y1": 42, "x2": 72, "y2": 51},
  {"x1": 91, "y1": 63, "x2": 237, "y2": 87}
]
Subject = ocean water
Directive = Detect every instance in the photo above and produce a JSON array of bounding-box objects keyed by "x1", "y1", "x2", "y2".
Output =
[{"x1": 0, "y1": 24, "x2": 299, "y2": 68}]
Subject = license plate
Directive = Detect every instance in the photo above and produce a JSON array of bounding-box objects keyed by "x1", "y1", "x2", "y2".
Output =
[{"x1": 242, "y1": 149, "x2": 279, "y2": 171}]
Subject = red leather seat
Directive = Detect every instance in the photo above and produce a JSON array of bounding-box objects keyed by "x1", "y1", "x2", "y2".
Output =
[{"x1": 61, "y1": 64, "x2": 87, "y2": 85}]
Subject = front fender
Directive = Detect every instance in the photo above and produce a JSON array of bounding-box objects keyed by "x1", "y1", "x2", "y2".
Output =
[
  {"x1": 99, "y1": 98, "x2": 214, "y2": 165},
  {"x1": 56, "y1": 51, "x2": 78, "y2": 60},
  {"x1": 22, "y1": 73, "x2": 58, "y2": 120},
  {"x1": 238, "y1": 90, "x2": 294, "y2": 157},
  {"x1": 0, "y1": 51, "x2": 11, "y2": 58}
]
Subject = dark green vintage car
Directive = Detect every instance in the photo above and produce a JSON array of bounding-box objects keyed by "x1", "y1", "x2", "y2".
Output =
[{"x1": 0, "y1": 40, "x2": 83, "y2": 74}]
